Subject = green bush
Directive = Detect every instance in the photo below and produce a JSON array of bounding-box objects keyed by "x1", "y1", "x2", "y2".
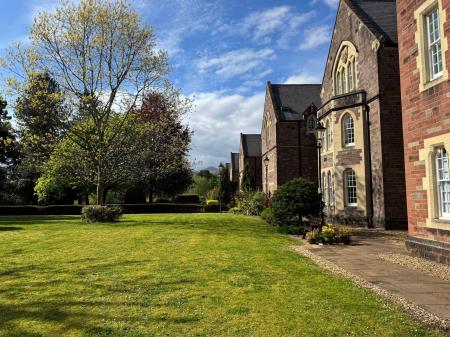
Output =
[
  {"x1": 271, "y1": 178, "x2": 322, "y2": 233},
  {"x1": 228, "y1": 207, "x2": 242, "y2": 214},
  {"x1": 238, "y1": 191, "x2": 266, "y2": 216},
  {"x1": 260, "y1": 208, "x2": 274, "y2": 224},
  {"x1": 81, "y1": 205, "x2": 123, "y2": 223}
]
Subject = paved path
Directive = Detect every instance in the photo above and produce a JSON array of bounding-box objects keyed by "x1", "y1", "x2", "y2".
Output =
[{"x1": 301, "y1": 229, "x2": 450, "y2": 322}]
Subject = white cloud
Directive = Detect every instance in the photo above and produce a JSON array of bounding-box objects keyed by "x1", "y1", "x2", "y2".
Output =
[
  {"x1": 311, "y1": 0, "x2": 339, "y2": 8},
  {"x1": 185, "y1": 91, "x2": 264, "y2": 168},
  {"x1": 283, "y1": 72, "x2": 321, "y2": 84},
  {"x1": 212, "y1": 6, "x2": 315, "y2": 49},
  {"x1": 197, "y1": 48, "x2": 275, "y2": 79},
  {"x1": 298, "y1": 25, "x2": 332, "y2": 50}
]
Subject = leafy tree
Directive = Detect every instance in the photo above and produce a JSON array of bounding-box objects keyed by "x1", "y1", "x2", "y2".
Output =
[
  {"x1": 132, "y1": 89, "x2": 192, "y2": 200},
  {"x1": 197, "y1": 170, "x2": 214, "y2": 180},
  {"x1": 12, "y1": 72, "x2": 67, "y2": 203},
  {"x1": 3, "y1": 0, "x2": 169, "y2": 204},
  {"x1": 240, "y1": 163, "x2": 253, "y2": 192},
  {"x1": 188, "y1": 175, "x2": 217, "y2": 198},
  {"x1": 35, "y1": 114, "x2": 142, "y2": 204},
  {"x1": 0, "y1": 99, "x2": 20, "y2": 203}
]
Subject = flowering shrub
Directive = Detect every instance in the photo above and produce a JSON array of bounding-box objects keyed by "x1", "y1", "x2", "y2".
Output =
[{"x1": 306, "y1": 224, "x2": 351, "y2": 245}]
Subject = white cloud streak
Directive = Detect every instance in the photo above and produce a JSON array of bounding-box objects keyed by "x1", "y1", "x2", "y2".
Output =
[
  {"x1": 197, "y1": 48, "x2": 276, "y2": 79},
  {"x1": 298, "y1": 25, "x2": 332, "y2": 50}
]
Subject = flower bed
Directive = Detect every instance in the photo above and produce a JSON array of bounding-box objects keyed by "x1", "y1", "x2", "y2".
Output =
[{"x1": 305, "y1": 224, "x2": 351, "y2": 245}]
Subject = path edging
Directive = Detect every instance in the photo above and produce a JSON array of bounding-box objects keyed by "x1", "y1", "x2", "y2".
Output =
[{"x1": 291, "y1": 245, "x2": 450, "y2": 333}]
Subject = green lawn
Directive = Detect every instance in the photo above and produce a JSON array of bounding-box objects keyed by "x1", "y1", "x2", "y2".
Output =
[{"x1": 0, "y1": 214, "x2": 443, "y2": 337}]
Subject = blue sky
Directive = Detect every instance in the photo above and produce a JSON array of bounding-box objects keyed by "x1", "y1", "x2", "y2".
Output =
[{"x1": 0, "y1": 0, "x2": 339, "y2": 169}]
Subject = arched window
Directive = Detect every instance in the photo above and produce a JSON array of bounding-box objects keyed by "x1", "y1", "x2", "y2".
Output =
[
  {"x1": 345, "y1": 169, "x2": 357, "y2": 206},
  {"x1": 436, "y1": 148, "x2": 450, "y2": 218},
  {"x1": 327, "y1": 171, "x2": 333, "y2": 206},
  {"x1": 333, "y1": 43, "x2": 357, "y2": 95},
  {"x1": 324, "y1": 120, "x2": 329, "y2": 151},
  {"x1": 306, "y1": 115, "x2": 316, "y2": 133},
  {"x1": 343, "y1": 114, "x2": 355, "y2": 146}
]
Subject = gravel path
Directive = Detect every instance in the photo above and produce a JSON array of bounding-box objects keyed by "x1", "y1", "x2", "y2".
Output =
[
  {"x1": 377, "y1": 252, "x2": 450, "y2": 281},
  {"x1": 291, "y1": 245, "x2": 450, "y2": 334}
]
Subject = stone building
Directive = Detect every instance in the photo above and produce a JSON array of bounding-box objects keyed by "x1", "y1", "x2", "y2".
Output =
[
  {"x1": 261, "y1": 82, "x2": 321, "y2": 195},
  {"x1": 229, "y1": 152, "x2": 240, "y2": 186},
  {"x1": 397, "y1": 0, "x2": 450, "y2": 263},
  {"x1": 239, "y1": 134, "x2": 262, "y2": 191},
  {"x1": 317, "y1": 0, "x2": 407, "y2": 229}
]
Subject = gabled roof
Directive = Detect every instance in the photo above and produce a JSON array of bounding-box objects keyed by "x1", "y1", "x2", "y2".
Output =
[
  {"x1": 268, "y1": 83, "x2": 321, "y2": 121},
  {"x1": 344, "y1": 0, "x2": 398, "y2": 45},
  {"x1": 240, "y1": 134, "x2": 261, "y2": 158}
]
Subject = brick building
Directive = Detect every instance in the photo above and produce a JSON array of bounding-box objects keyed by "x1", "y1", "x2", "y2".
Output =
[
  {"x1": 239, "y1": 134, "x2": 262, "y2": 191},
  {"x1": 317, "y1": 0, "x2": 407, "y2": 229},
  {"x1": 261, "y1": 82, "x2": 321, "y2": 195},
  {"x1": 397, "y1": 0, "x2": 450, "y2": 263},
  {"x1": 229, "y1": 152, "x2": 240, "y2": 186}
]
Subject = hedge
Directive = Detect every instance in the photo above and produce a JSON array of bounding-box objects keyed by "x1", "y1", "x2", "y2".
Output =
[{"x1": 0, "y1": 203, "x2": 206, "y2": 216}]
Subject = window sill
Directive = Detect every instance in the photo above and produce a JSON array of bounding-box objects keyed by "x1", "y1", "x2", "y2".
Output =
[
  {"x1": 424, "y1": 217, "x2": 450, "y2": 231},
  {"x1": 420, "y1": 72, "x2": 447, "y2": 92}
]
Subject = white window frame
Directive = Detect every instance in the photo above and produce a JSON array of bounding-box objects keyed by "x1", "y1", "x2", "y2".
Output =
[
  {"x1": 426, "y1": 7, "x2": 444, "y2": 80},
  {"x1": 348, "y1": 60, "x2": 354, "y2": 91},
  {"x1": 343, "y1": 114, "x2": 355, "y2": 146},
  {"x1": 435, "y1": 147, "x2": 450, "y2": 218},
  {"x1": 326, "y1": 120, "x2": 332, "y2": 152},
  {"x1": 345, "y1": 169, "x2": 357, "y2": 207}
]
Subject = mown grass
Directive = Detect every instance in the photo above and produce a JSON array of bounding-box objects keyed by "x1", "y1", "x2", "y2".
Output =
[{"x1": 0, "y1": 214, "x2": 443, "y2": 337}]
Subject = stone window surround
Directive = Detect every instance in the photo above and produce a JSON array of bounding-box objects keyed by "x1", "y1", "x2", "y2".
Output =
[
  {"x1": 332, "y1": 41, "x2": 358, "y2": 96},
  {"x1": 342, "y1": 112, "x2": 355, "y2": 147},
  {"x1": 414, "y1": 0, "x2": 448, "y2": 92},
  {"x1": 419, "y1": 133, "x2": 450, "y2": 231}
]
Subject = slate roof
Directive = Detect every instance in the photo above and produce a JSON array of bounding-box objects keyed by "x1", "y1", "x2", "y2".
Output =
[
  {"x1": 269, "y1": 83, "x2": 321, "y2": 121},
  {"x1": 345, "y1": 0, "x2": 398, "y2": 45},
  {"x1": 241, "y1": 134, "x2": 261, "y2": 158}
]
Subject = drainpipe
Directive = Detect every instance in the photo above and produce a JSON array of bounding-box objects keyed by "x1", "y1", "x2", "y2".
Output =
[{"x1": 363, "y1": 101, "x2": 374, "y2": 229}]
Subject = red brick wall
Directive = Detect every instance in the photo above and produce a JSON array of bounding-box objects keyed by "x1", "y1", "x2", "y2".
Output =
[{"x1": 397, "y1": 0, "x2": 450, "y2": 243}]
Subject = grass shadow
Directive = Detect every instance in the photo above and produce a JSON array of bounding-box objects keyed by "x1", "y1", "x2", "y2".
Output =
[{"x1": 0, "y1": 226, "x2": 23, "y2": 231}]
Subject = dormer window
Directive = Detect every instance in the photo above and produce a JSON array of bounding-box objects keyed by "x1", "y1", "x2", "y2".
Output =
[{"x1": 281, "y1": 106, "x2": 291, "y2": 113}]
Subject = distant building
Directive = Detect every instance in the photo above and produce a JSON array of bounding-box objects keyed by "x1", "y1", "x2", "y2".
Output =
[
  {"x1": 317, "y1": 0, "x2": 407, "y2": 229},
  {"x1": 261, "y1": 82, "x2": 321, "y2": 195},
  {"x1": 229, "y1": 152, "x2": 240, "y2": 186},
  {"x1": 239, "y1": 134, "x2": 262, "y2": 191},
  {"x1": 397, "y1": 0, "x2": 450, "y2": 263}
]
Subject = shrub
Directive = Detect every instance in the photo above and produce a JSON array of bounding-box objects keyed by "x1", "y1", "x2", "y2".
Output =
[
  {"x1": 260, "y1": 208, "x2": 274, "y2": 224},
  {"x1": 228, "y1": 207, "x2": 242, "y2": 214},
  {"x1": 81, "y1": 205, "x2": 123, "y2": 223},
  {"x1": 271, "y1": 178, "x2": 322, "y2": 233},
  {"x1": 206, "y1": 200, "x2": 219, "y2": 206},
  {"x1": 174, "y1": 194, "x2": 200, "y2": 204},
  {"x1": 238, "y1": 191, "x2": 266, "y2": 216}
]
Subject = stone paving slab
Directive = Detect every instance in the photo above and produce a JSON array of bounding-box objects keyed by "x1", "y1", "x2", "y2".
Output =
[{"x1": 298, "y1": 229, "x2": 450, "y2": 322}]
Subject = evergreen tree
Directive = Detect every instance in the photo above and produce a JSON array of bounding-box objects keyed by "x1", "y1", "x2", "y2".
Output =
[{"x1": 240, "y1": 163, "x2": 253, "y2": 192}]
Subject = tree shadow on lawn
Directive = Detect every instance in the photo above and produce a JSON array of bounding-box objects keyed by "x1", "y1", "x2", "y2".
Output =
[
  {"x1": 0, "y1": 226, "x2": 23, "y2": 231},
  {"x1": 0, "y1": 216, "x2": 78, "y2": 226}
]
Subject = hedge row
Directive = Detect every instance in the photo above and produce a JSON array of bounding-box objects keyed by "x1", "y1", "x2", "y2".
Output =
[{"x1": 0, "y1": 203, "x2": 206, "y2": 216}]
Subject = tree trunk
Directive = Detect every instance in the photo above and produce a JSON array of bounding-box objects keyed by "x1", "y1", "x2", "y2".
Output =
[{"x1": 96, "y1": 172, "x2": 105, "y2": 205}]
